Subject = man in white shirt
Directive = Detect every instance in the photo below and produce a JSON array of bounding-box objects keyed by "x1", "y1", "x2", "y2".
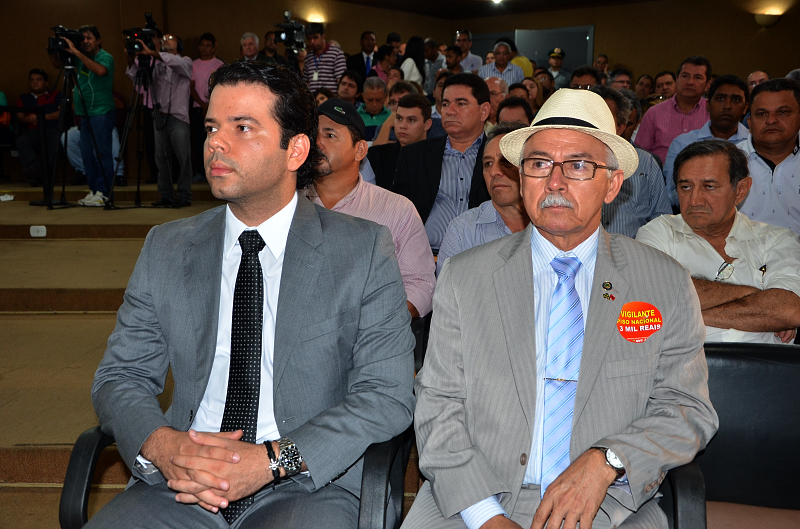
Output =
[
  {"x1": 637, "y1": 139, "x2": 800, "y2": 344},
  {"x1": 88, "y1": 61, "x2": 415, "y2": 529},
  {"x1": 736, "y1": 78, "x2": 800, "y2": 234},
  {"x1": 455, "y1": 30, "x2": 482, "y2": 73}
]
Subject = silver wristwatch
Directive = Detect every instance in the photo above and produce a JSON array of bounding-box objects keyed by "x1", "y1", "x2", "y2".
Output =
[
  {"x1": 595, "y1": 447, "x2": 626, "y2": 480},
  {"x1": 277, "y1": 437, "x2": 303, "y2": 477}
]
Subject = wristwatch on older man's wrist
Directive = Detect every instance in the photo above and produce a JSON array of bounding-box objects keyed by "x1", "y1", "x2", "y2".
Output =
[{"x1": 594, "y1": 446, "x2": 626, "y2": 480}]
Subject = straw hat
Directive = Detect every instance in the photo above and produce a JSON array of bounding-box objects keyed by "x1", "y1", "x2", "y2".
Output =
[{"x1": 499, "y1": 89, "x2": 639, "y2": 179}]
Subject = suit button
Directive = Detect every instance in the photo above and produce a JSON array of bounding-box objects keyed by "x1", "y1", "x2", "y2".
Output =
[{"x1": 520, "y1": 453, "x2": 528, "y2": 466}]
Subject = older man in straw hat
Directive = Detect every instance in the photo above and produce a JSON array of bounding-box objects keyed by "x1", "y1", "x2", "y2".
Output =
[{"x1": 402, "y1": 90, "x2": 718, "y2": 529}]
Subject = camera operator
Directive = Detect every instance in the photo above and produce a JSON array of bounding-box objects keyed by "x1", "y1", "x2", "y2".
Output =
[
  {"x1": 127, "y1": 34, "x2": 193, "y2": 208},
  {"x1": 49, "y1": 25, "x2": 115, "y2": 206}
]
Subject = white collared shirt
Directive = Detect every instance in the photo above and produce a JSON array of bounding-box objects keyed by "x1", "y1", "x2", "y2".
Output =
[
  {"x1": 190, "y1": 193, "x2": 298, "y2": 442},
  {"x1": 736, "y1": 133, "x2": 800, "y2": 235},
  {"x1": 636, "y1": 210, "x2": 800, "y2": 343}
]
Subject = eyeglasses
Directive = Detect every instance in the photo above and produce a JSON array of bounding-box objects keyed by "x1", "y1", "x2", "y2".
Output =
[
  {"x1": 520, "y1": 158, "x2": 615, "y2": 180},
  {"x1": 715, "y1": 262, "x2": 734, "y2": 281},
  {"x1": 387, "y1": 100, "x2": 401, "y2": 109}
]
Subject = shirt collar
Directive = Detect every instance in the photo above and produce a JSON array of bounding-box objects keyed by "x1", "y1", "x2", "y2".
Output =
[
  {"x1": 673, "y1": 210, "x2": 759, "y2": 242},
  {"x1": 476, "y1": 200, "x2": 500, "y2": 224},
  {"x1": 305, "y1": 175, "x2": 363, "y2": 210},
  {"x1": 530, "y1": 225, "x2": 600, "y2": 275},
  {"x1": 224, "y1": 192, "x2": 298, "y2": 261},
  {"x1": 445, "y1": 133, "x2": 484, "y2": 155}
]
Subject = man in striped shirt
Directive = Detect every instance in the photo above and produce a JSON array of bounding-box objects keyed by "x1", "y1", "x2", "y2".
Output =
[
  {"x1": 303, "y1": 23, "x2": 346, "y2": 95},
  {"x1": 478, "y1": 42, "x2": 524, "y2": 86},
  {"x1": 635, "y1": 56, "x2": 712, "y2": 164}
]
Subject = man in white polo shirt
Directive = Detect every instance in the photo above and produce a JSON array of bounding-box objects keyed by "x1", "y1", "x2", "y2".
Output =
[{"x1": 637, "y1": 139, "x2": 800, "y2": 344}]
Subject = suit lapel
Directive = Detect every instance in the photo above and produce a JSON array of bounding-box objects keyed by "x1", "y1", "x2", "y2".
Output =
[
  {"x1": 184, "y1": 207, "x2": 226, "y2": 402},
  {"x1": 494, "y1": 226, "x2": 538, "y2": 428},
  {"x1": 272, "y1": 198, "x2": 324, "y2": 388},
  {"x1": 572, "y1": 230, "x2": 629, "y2": 427},
  {"x1": 427, "y1": 136, "x2": 447, "y2": 205}
]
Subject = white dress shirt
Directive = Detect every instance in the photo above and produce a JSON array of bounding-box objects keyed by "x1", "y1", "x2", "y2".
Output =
[
  {"x1": 636, "y1": 211, "x2": 800, "y2": 344},
  {"x1": 190, "y1": 194, "x2": 298, "y2": 442}
]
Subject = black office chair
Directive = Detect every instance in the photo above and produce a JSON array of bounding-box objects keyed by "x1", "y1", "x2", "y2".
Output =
[
  {"x1": 59, "y1": 425, "x2": 413, "y2": 529},
  {"x1": 696, "y1": 343, "x2": 800, "y2": 520}
]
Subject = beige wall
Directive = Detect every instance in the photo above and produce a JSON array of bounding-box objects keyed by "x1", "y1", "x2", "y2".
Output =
[
  {"x1": 2, "y1": 0, "x2": 798, "y2": 124},
  {"x1": 166, "y1": 0, "x2": 452, "y2": 63}
]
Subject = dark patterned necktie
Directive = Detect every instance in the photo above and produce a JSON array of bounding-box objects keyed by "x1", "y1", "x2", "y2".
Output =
[{"x1": 220, "y1": 230, "x2": 265, "y2": 524}]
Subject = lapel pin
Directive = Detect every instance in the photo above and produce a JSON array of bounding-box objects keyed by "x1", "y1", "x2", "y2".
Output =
[
  {"x1": 603, "y1": 293, "x2": 616, "y2": 301},
  {"x1": 602, "y1": 281, "x2": 612, "y2": 291}
]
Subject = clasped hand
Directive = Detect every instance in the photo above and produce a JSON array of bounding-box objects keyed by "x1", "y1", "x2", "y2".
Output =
[{"x1": 143, "y1": 428, "x2": 271, "y2": 513}]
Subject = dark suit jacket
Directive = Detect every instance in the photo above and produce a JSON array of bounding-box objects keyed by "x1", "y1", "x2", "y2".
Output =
[
  {"x1": 392, "y1": 135, "x2": 489, "y2": 223},
  {"x1": 367, "y1": 142, "x2": 402, "y2": 190},
  {"x1": 92, "y1": 198, "x2": 416, "y2": 499},
  {"x1": 346, "y1": 52, "x2": 371, "y2": 83}
]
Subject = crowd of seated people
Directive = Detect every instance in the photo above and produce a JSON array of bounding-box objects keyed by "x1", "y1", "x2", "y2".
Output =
[{"x1": 8, "y1": 19, "x2": 799, "y2": 529}]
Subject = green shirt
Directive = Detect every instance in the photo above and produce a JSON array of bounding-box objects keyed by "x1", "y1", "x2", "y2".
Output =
[
  {"x1": 357, "y1": 106, "x2": 391, "y2": 140},
  {"x1": 73, "y1": 48, "x2": 115, "y2": 117}
]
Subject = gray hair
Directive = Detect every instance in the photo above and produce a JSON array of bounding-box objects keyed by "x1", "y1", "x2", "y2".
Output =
[
  {"x1": 589, "y1": 85, "x2": 631, "y2": 127},
  {"x1": 241, "y1": 32, "x2": 259, "y2": 46},
  {"x1": 363, "y1": 76, "x2": 387, "y2": 94},
  {"x1": 493, "y1": 42, "x2": 511, "y2": 54},
  {"x1": 485, "y1": 76, "x2": 508, "y2": 94},
  {"x1": 618, "y1": 88, "x2": 642, "y2": 122}
]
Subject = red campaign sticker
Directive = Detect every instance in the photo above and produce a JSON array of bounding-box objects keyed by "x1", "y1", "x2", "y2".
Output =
[{"x1": 617, "y1": 302, "x2": 662, "y2": 343}]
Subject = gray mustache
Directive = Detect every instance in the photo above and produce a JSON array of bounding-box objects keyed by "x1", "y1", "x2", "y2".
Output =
[{"x1": 540, "y1": 193, "x2": 574, "y2": 209}]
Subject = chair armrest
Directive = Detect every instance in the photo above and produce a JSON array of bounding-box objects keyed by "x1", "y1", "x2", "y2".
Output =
[
  {"x1": 411, "y1": 313, "x2": 432, "y2": 373},
  {"x1": 666, "y1": 460, "x2": 706, "y2": 529},
  {"x1": 59, "y1": 426, "x2": 115, "y2": 529},
  {"x1": 358, "y1": 426, "x2": 414, "y2": 529}
]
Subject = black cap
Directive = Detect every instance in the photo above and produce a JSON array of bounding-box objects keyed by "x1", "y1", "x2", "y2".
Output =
[
  {"x1": 317, "y1": 98, "x2": 366, "y2": 140},
  {"x1": 549, "y1": 47, "x2": 565, "y2": 58}
]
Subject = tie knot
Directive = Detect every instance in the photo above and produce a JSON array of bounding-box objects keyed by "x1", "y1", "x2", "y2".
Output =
[
  {"x1": 550, "y1": 256, "x2": 581, "y2": 279},
  {"x1": 238, "y1": 230, "x2": 265, "y2": 255}
]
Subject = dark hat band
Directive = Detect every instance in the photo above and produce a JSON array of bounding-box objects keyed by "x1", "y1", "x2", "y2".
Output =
[{"x1": 533, "y1": 117, "x2": 598, "y2": 129}]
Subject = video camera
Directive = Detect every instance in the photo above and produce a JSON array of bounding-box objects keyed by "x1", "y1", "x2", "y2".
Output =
[
  {"x1": 47, "y1": 26, "x2": 83, "y2": 65},
  {"x1": 123, "y1": 12, "x2": 159, "y2": 54},
  {"x1": 275, "y1": 10, "x2": 305, "y2": 52}
]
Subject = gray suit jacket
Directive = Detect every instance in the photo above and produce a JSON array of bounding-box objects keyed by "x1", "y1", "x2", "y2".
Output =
[
  {"x1": 92, "y1": 197, "x2": 416, "y2": 499},
  {"x1": 413, "y1": 226, "x2": 718, "y2": 525}
]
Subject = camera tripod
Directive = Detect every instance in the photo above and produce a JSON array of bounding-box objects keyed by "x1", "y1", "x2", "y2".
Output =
[
  {"x1": 105, "y1": 56, "x2": 179, "y2": 210},
  {"x1": 30, "y1": 63, "x2": 110, "y2": 209}
]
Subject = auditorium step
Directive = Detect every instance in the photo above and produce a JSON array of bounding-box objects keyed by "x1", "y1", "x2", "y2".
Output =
[
  {"x1": 0, "y1": 198, "x2": 223, "y2": 239},
  {"x1": 4, "y1": 184, "x2": 219, "y2": 204}
]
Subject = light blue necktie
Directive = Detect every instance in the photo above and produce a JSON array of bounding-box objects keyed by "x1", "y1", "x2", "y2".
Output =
[{"x1": 541, "y1": 256, "x2": 584, "y2": 497}]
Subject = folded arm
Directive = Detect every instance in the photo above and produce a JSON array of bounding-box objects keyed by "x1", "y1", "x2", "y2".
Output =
[{"x1": 700, "y1": 286, "x2": 800, "y2": 332}]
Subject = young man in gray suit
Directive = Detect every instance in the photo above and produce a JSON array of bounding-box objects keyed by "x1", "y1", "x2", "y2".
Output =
[
  {"x1": 88, "y1": 62, "x2": 415, "y2": 528},
  {"x1": 403, "y1": 90, "x2": 718, "y2": 529}
]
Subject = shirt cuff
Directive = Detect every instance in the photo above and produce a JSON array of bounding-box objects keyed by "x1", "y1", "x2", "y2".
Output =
[{"x1": 461, "y1": 495, "x2": 507, "y2": 529}]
